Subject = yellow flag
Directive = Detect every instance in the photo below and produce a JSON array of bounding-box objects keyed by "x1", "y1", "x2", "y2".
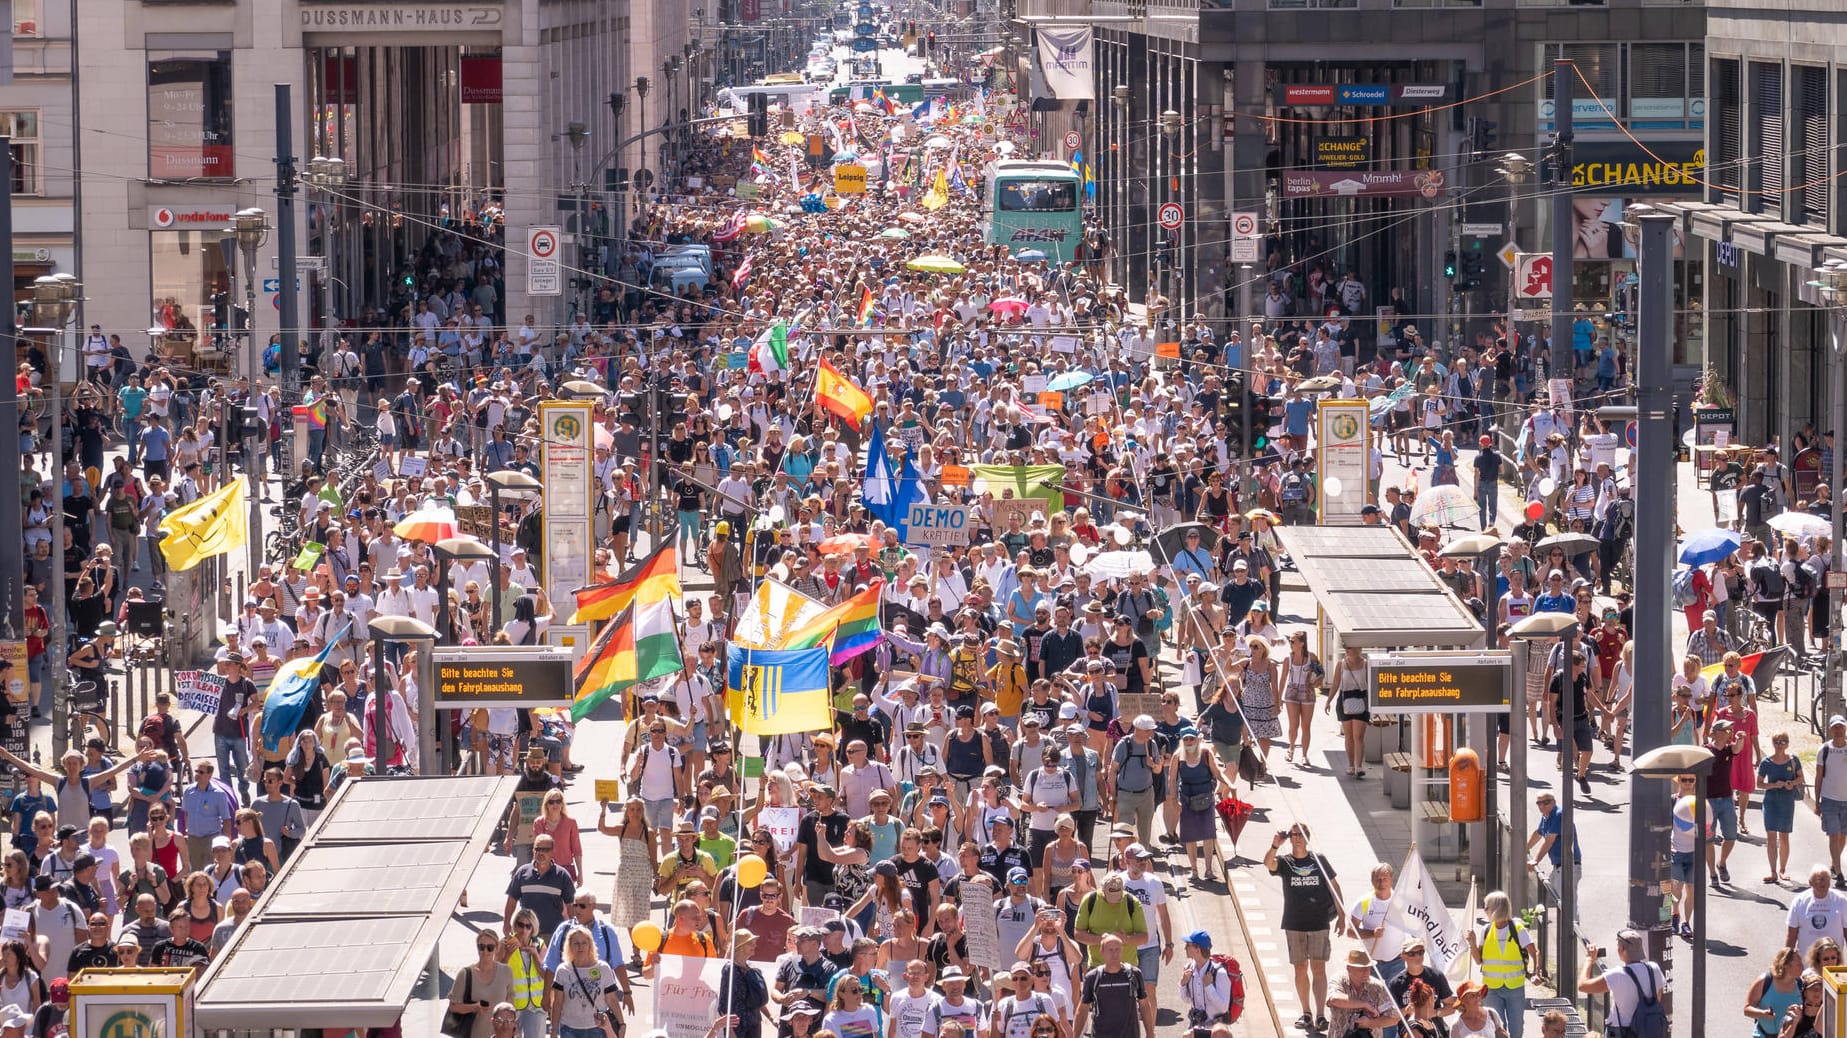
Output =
[
  {"x1": 921, "y1": 169, "x2": 950, "y2": 211},
  {"x1": 159, "y1": 477, "x2": 249, "y2": 571}
]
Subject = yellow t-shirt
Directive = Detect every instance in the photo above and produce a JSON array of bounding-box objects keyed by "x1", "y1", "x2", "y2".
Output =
[{"x1": 989, "y1": 662, "x2": 1028, "y2": 716}]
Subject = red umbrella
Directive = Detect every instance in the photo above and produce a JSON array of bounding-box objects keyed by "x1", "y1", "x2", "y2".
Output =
[
  {"x1": 818, "y1": 533, "x2": 873, "y2": 555},
  {"x1": 1215, "y1": 794, "x2": 1253, "y2": 847},
  {"x1": 988, "y1": 296, "x2": 1030, "y2": 314}
]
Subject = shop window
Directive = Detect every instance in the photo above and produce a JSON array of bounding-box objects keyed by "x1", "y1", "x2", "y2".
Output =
[
  {"x1": 148, "y1": 231, "x2": 231, "y2": 349},
  {"x1": 147, "y1": 51, "x2": 235, "y2": 180},
  {"x1": 0, "y1": 112, "x2": 39, "y2": 195},
  {"x1": 12, "y1": 0, "x2": 38, "y2": 37},
  {"x1": 1629, "y1": 43, "x2": 1693, "y2": 129}
]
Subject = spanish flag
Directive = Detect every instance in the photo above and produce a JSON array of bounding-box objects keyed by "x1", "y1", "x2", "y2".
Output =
[
  {"x1": 815, "y1": 358, "x2": 873, "y2": 425},
  {"x1": 726, "y1": 645, "x2": 834, "y2": 736},
  {"x1": 158, "y1": 477, "x2": 249, "y2": 572},
  {"x1": 569, "y1": 543, "x2": 680, "y2": 624},
  {"x1": 856, "y1": 286, "x2": 876, "y2": 325}
]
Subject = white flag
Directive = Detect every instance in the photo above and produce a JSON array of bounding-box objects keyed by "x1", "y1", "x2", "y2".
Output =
[
  {"x1": 1382, "y1": 849, "x2": 1469, "y2": 976},
  {"x1": 733, "y1": 578, "x2": 829, "y2": 649},
  {"x1": 1448, "y1": 878, "x2": 1480, "y2": 982}
]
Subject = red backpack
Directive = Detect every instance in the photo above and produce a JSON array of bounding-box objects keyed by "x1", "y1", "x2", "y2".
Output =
[{"x1": 1207, "y1": 954, "x2": 1246, "y2": 1024}]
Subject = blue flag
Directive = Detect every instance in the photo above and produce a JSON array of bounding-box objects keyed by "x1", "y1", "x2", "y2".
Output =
[
  {"x1": 260, "y1": 629, "x2": 344, "y2": 752},
  {"x1": 912, "y1": 96, "x2": 934, "y2": 122},
  {"x1": 861, "y1": 422, "x2": 902, "y2": 529},
  {"x1": 725, "y1": 645, "x2": 833, "y2": 735}
]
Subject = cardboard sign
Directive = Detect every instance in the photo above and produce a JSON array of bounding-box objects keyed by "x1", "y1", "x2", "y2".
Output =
[
  {"x1": 1021, "y1": 374, "x2": 1048, "y2": 396},
  {"x1": 1038, "y1": 391, "x2": 1063, "y2": 411},
  {"x1": 1155, "y1": 341, "x2": 1181, "y2": 359},
  {"x1": 939, "y1": 464, "x2": 971, "y2": 487},
  {"x1": 834, "y1": 164, "x2": 868, "y2": 194},
  {"x1": 594, "y1": 779, "x2": 625, "y2": 802},
  {"x1": 373, "y1": 459, "x2": 395, "y2": 483},
  {"x1": 398, "y1": 455, "x2": 429, "y2": 478},
  {"x1": 1050, "y1": 336, "x2": 1078, "y2": 354},
  {"x1": 959, "y1": 874, "x2": 1002, "y2": 969},
  {"x1": 654, "y1": 954, "x2": 725, "y2": 1038},
  {"x1": 0, "y1": 909, "x2": 26, "y2": 942},
  {"x1": 904, "y1": 504, "x2": 973, "y2": 547}
]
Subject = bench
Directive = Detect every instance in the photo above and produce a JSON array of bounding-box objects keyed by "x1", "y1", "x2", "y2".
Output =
[
  {"x1": 1363, "y1": 718, "x2": 1394, "y2": 764},
  {"x1": 1383, "y1": 751, "x2": 1413, "y2": 809},
  {"x1": 1420, "y1": 798, "x2": 1461, "y2": 860}
]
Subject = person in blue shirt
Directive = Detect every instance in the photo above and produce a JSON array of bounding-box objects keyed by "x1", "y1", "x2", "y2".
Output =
[
  {"x1": 1282, "y1": 390, "x2": 1315, "y2": 450},
  {"x1": 1527, "y1": 792, "x2": 1581, "y2": 870},
  {"x1": 7, "y1": 777, "x2": 54, "y2": 863},
  {"x1": 1596, "y1": 340, "x2": 1619, "y2": 392},
  {"x1": 1007, "y1": 569, "x2": 1045, "y2": 637},
  {"x1": 138, "y1": 417, "x2": 172, "y2": 483},
  {"x1": 1533, "y1": 571, "x2": 1576, "y2": 614},
  {"x1": 116, "y1": 377, "x2": 148, "y2": 466}
]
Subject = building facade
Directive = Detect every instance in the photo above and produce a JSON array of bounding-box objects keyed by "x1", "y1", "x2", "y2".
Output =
[
  {"x1": 64, "y1": 0, "x2": 705, "y2": 355},
  {"x1": 0, "y1": 0, "x2": 77, "y2": 312},
  {"x1": 1019, "y1": 0, "x2": 1705, "y2": 359}
]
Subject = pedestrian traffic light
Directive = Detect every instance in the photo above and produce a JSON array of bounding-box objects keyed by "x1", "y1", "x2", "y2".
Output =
[
  {"x1": 1455, "y1": 247, "x2": 1488, "y2": 291},
  {"x1": 748, "y1": 92, "x2": 769, "y2": 138},
  {"x1": 1443, "y1": 251, "x2": 1458, "y2": 279}
]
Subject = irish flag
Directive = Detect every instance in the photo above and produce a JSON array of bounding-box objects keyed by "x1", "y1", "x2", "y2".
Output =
[
  {"x1": 571, "y1": 598, "x2": 684, "y2": 722},
  {"x1": 751, "y1": 321, "x2": 790, "y2": 376}
]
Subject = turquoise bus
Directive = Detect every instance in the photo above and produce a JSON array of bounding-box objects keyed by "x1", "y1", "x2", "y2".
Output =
[{"x1": 983, "y1": 160, "x2": 1082, "y2": 263}]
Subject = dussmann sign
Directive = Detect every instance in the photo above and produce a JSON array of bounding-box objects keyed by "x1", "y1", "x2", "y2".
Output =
[{"x1": 1569, "y1": 140, "x2": 1703, "y2": 195}]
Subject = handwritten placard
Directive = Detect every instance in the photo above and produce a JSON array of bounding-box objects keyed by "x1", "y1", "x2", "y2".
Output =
[
  {"x1": 1050, "y1": 336, "x2": 1078, "y2": 354},
  {"x1": 594, "y1": 779, "x2": 624, "y2": 803},
  {"x1": 1, "y1": 909, "x2": 27, "y2": 942},
  {"x1": 654, "y1": 953, "x2": 725, "y2": 1038},
  {"x1": 373, "y1": 459, "x2": 395, "y2": 483},
  {"x1": 1021, "y1": 374, "x2": 1048, "y2": 396},
  {"x1": 959, "y1": 874, "x2": 1001, "y2": 969},
  {"x1": 175, "y1": 671, "x2": 225, "y2": 716},
  {"x1": 759, "y1": 806, "x2": 801, "y2": 854}
]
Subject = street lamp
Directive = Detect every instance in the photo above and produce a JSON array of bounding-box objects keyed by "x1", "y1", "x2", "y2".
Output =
[
  {"x1": 1627, "y1": 743, "x2": 1715, "y2": 1037},
  {"x1": 1810, "y1": 260, "x2": 1847, "y2": 720},
  {"x1": 483, "y1": 470, "x2": 543, "y2": 625},
  {"x1": 1510, "y1": 610, "x2": 1582, "y2": 987},
  {"x1": 34, "y1": 273, "x2": 79, "y2": 754},
  {"x1": 431, "y1": 535, "x2": 497, "y2": 646},
  {"x1": 365, "y1": 615, "x2": 437, "y2": 773},
  {"x1": 1440, "y1": 531, "x2": 1508, "y2": 882},
  {"x1": 302, "y1": 157, "x2": 351, "y2": 333},
  {"x1": 1159, "y1": 109, "x2": 1182, "y2": 308},
  {"x1": 1496, "y1": 152, "x2": 1534, "y2": 339},
  {"x1": 609, "y1": 92, "x2": 629, "y2": 252},
  {"x1": 635, "y1": 77, "x2": 653, "y2": 197},
  {"x1": 232, "y1": 208, "x2": 270, "y2": 389}
]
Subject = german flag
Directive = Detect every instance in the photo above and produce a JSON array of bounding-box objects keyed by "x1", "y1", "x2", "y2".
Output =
[{"x1": 569, "y1": 543, "x2": 680, "y2": 624}]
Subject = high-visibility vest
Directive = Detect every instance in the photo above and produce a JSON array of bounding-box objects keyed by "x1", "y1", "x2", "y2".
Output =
[
  {"x1": 1480, "y1": 921, "x2": 1528, "y2": 989},
  {"x1": 509, "y1": 949, "x2": 546, "y2": 1010}
]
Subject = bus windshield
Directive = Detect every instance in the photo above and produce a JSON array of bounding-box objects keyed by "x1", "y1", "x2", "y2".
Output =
[{"x1": 996, "y1": 180, "x2": 1077, "y2": 213}]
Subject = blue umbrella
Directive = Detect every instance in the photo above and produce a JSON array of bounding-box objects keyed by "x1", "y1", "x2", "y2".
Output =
[
  {"x1": 1017, "y1": 249, "x2": 1048, "y2": 262},
  {"x1": 1047, "y1": 370, "x2": 1094, "y2": 392},
  {"x1": 1678, "y1": 528, "x2": 1742, "y2": 567}
]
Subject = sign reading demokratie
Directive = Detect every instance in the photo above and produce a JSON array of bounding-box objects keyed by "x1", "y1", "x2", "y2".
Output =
[
  {"x1": 433, "y1": 647, "x2": 573, "y2": 709},
  {"x1": 1368, "y1": 651, "x2": 1512, "y2": 714}
]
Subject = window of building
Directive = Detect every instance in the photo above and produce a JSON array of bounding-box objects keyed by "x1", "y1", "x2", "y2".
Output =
[
  {"x1": 1794, "y1": 64, "x2": 1828, "y2": 227},
  {"x1": 0, "y1": 112, "x2": 40, "y2": 196},
  {"x1": 1630, "y1": 43, "x2": 1694, "y2": 128},
  {"x1": 12, "y1": 0, "x2": 39, "y2": 37},
  {"x1": 1540, "y1": 44, "x2": 1621, "y2": 127},
  {"x1": 1750, "y1": 61, "x2": 1784, "y2": 208},
  {"x1": 149, "y1": 231, "x2": 230, "y2": 349},
  {"x1": 147, "y1": 50, "x2": 235, "y2": 180},
  {"x1": 1710, "y1": 58, "x2": 1741, "y2": 201}
]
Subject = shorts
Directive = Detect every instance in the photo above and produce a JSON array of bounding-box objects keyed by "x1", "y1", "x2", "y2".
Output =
[
  {"x1": 1283, "y1": 683, "x2": 1315, "y2": 706},
  {"x1": 1136, "y1": 943, "x2": 1162, "y2": 982},
  {"x1": 1028, "y1": 828, "x2": 1056, "y2": 866},
  {"x1": 1822, "y1": 797, "x2": 1847, "y2": 836},
  {"x1": 378, "y1": 434, "x2": 397, "y2": 449},
  {"x1": 643, "y1": 797, "x2": 676, "y2": 830},
  {"x1": 1709, "y1": 796, "x2": 1740, "y2": 842},
  {"x1": 1285, "y1": 928, "x2": 1331, "y2": 965},
  {"x1": 1334, "y1": 692, "x2": 1369, "y2": 724},
  {"x1": 1569, "y1": 720, "x2": 1595, "y2": 754},
  {"x1": 690, "y1": 720, "x2": 709, "y2": 752},
  {"x1": 1671, "y1": 850, "x2": 1695, "y2": 884},
  {"x1": 484, "y1": 732, "x2": 517, "y2": 771}
]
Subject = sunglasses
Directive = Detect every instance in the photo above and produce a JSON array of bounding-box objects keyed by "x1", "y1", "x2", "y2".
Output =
[{"x1": 478, "y1": 942, "x2": 497, "y2": 951}]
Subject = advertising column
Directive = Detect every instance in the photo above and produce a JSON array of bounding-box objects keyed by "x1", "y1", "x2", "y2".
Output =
[
  {"x1": 540, "y1": 401, "x2": 595, "y2": 622},
  {"x1": 1316, "y1": 400, "x2": 1372, "y2": 525}
]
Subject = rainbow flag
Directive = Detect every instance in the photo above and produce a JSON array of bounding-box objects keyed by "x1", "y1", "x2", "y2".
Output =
[
  {"x1": 750, "y1": 146, "x2": 772, "y2": 175},
  {"x1": 569, "y1": 543, "x2": 679, "y2": 624},
  {"x1": 293, "y1": 400, "x2": 327, "y2": 431},
  {"x1": 774, "y1": 581, "x2": 883, "y2": 664},
  {"x1": 856, "y1": 286, "x2": 876, "y2": 325},
  {"x1": 873, "y1": 88, "x2": 896, "y2": 116}
]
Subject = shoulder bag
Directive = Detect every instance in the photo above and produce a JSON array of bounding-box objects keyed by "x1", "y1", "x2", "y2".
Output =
[{"x1": 439, "y1": 966, "x2": 473, "y2": 1037}]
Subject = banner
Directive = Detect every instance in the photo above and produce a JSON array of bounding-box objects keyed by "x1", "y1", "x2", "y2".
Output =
[
  {"x1": 726, "y1": 646, "x2": 834, "y2": 735},
  {"x1": 654, "y1": 954, "x2": 724, "y2": 1038},
  {"x1": 1382, "y1": 849, "x2": 1468, "y2": 976},
  {"x1": 1033, "y1": 27, "x2": 1095, "y2": 101},
  {"x1": 734, "y1": 580, "x2": 830, "y2": 650}
]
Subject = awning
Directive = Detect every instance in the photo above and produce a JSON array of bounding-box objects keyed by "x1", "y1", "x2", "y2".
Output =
[
  {"x1": 193, "y1": 774, "x2": 518, "y2": 1030},
  {"x1": 1277, "y1": 525, "x2": 1487, "y2": 649}
]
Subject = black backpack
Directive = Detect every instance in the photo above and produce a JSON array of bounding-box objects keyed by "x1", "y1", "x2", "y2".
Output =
[
  {"x1": 1754, "y1": 561, "x2": 1787, "y2": 599},
  {"x1": 1792, "y1": 561, "x2": 1819, "y2": 600}
]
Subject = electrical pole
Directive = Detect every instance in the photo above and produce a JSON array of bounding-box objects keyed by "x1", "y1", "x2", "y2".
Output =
[
  {"x1": 0, "y1": 140, "x2": 22, "y2": 638},
  {"x1": 1548, "y1": 59, "x2": 1575, "y2": 406},
  {"x1": 275, "y1": 84, "x2": 301, "y2": 401},
  {"x1": 1630, "y1": 212, "x2": 1676, "y2": 957}
]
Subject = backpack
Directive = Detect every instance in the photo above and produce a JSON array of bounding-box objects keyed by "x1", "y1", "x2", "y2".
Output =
[
  {"x1": 1754, "y1": 561, "x2": 1787, "y2": 600},
  {"x1": 1114, "y1": 740, "x2": 1155, "y2": 793},
  {"x1": 1671, "y1": 568, "x2": 1700, "y2": 609},
  {"x1": 1792, "y1": 562, "x2": 1818, "y2": 601},
  {"x1": 1279, "y1": 474, "x2": 1309, "y2": 504},
  {"x1": 1207, "y1": 954, "x2": 1247, "y2": 1024},
  {"x1": 1616, "y1": 963, "x2": 1668, "y2": 1038}
]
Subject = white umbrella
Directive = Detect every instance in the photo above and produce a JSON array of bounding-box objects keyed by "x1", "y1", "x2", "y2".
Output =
[
  {"x1": 925, "y1": 135, "x2": 953, "y2": 149},
  {"x1": 1769, "y1": 511, "x2": 1831, "y2": 539},
  {"x1": 1085, "y1": 550, "x2": 1155, "y2": 581}
]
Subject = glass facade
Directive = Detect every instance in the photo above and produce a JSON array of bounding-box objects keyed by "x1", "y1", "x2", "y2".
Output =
[{"x1": 147, "y1": 51, "x2": 236, "y2": 180}]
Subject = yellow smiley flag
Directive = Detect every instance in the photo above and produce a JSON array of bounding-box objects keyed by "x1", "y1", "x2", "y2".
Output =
[{"x1": 158, "y1": 477, "x2": 249, "y2": 572}]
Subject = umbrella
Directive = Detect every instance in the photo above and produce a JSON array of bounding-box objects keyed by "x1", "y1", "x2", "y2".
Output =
[
  {"x1": 393, "y1": 507, "x2": 458, "y2": 543},
  {"x1": 779, "y1": 131, "x2": 805, "y2": 145},
  {"x1": 879, "y1": 227, "x2": 910, "y2": 239},
  {"x1": 1296, "y1": 374, "x2": 1343, "y2": 393},
  {"x1": 854, "y1": 102, "x2": 876, "y2": 113},
  {"x1": 988, "y1": 296, "x2": 1030, "y2": 314},
  {"x1": 1046, "y1": 370, "x2": 1093, "y2": 392},
  {"x1": 1769, "y1": 511, "x2": 1831, "y2": 539},
  {"x1": 907, "y1": 255, "x2": 966, "y2": 274},
  {"x1": 745, "y1": 213, "x2": 782, "y2": 233},
  {"x1": 1215, "y1": 794, "x2": 1254, "y2": 846},
  {"x1": 1244, "y1": 508, "x2": 1280, "y2": 524},
  {"x1": 818, "y1": 533, "x2": 873, "y2": 555},
  {"x1": 1408, "y1": 484, "x2": 1475, "y2": 528},
  {"x1": 1678, "y1": 528, "x2": 1742, "y2": 567},
  {"x1": 1085, "y1": 549, "x2": 1155, "y2": 580},
  {"x1": 1536, "y1": 532, "x2": 1600, "y2": 557},
  {"x1": 1153, "y1": 522, "x2": 1222, "y2": 562},
  {"x1": 897, "y1": 212, "x2": 926, "y2": 225},
  {"x1": 1016, "y1": 249, "x2": 1048, "y2": 262},
  {"x1": 925, "y1": 135, "x2": 953, "y2": 148}
]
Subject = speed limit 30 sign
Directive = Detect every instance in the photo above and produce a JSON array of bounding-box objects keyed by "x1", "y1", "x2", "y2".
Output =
[
  {"x1": 1157, "y1": 202, "x2": 1185, "y2": 231},
  {"x1": 1063, "y1": 130, "x2": 1083, "y2": 150}
]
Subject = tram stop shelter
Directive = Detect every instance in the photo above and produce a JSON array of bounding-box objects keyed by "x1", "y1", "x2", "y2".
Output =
[
  {"x1": 1275, "y1": 524, "x2": 1493, "y2": 881},
  {"x1": 193, "y1": 773, "x2": 518, "y2": 1034}
]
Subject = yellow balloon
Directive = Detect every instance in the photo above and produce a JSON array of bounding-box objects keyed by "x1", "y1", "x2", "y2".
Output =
[
  {"x1": 631, "y1": 921, "x2": 664, "y2": 953},
  {"x1": 736, "y1": 854, "x2": 768, "y2": 889}
]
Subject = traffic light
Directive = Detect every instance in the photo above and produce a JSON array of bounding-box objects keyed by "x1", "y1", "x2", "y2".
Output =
[
  {"x1": 1443, "y1": 251, "x2": 1458, "y2": 280},
  {"x1": 1470, "y1": 118, "x2": 1499, "y2": 157},
  {"x1": 1455, "y1": 247, "x2": 1488, "y2": 291},
  {"x1": 926, "y1": 31, "x2": 936, "y2": 54},
  {"x1": 748, "y1": 93, "x2": 769, "y2": 138}
]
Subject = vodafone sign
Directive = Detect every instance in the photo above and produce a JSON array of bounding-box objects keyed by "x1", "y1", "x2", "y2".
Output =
[{"x1": 148, "y1": 206, "x2": 235, "y2": 229}]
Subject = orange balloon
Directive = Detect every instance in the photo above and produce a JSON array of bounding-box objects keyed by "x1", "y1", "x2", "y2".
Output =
[{"x1": 631, "y1": 921, "x2": 664, "y2": 953}]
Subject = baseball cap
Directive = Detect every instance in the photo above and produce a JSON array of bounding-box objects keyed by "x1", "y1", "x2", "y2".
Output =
[
  {"x1": 1132, "y1": 715, "x2": 1157, "y2": 731},
  {"x1": 1125, "y1": 843, "x2": 1153, "y2": 860},
  {"x1": 1184, "y1": 930, "x2": 1212, "y2": 951},
  {"x1": 1006, "y1": 867, "x2": 1030, "y2": 884}
]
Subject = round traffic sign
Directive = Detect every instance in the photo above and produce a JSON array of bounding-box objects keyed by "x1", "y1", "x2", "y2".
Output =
[
  {"x1": 1625, "y1": 421, "x2": 1638, "y2": 449},
  {"x1": 1063, "y1": 130, "x2": 1082, "y2": 151},
  {"x1": 1231, "y1": 212, "x2": 1257, "y2": 237},
  {"x1": 530, "y1": 229, "x2": 558, "y2": 259},
  {"x1": 1157, "y1": 202, "x2": 1184, "y2": 231}
]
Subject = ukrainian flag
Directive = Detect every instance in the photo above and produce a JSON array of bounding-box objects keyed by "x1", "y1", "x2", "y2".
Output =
[{"x1": 726, "y1": 645, "x2": 833, "y2": 736}]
